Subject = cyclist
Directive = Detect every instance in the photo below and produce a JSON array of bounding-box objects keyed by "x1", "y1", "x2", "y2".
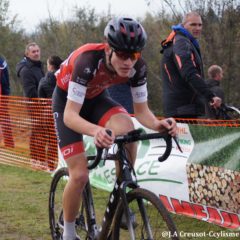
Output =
[{"x1": 52, "y1": 17, "x2": 177, "y2": 240}]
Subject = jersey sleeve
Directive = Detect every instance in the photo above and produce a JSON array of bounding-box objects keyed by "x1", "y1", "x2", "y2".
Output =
[
  {"x1": 129, "y1": 58, "x2": 148, "y2": 103},
  {"x1": 67, "y1": 52, "x2": 97, "y2": 104}
]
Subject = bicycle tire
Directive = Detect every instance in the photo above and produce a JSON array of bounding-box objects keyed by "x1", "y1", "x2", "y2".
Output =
[
  {"x1": 112, "y1": 188, "x2": 179, "y2": 240},
  {"x1": 49, "y1": 167, "x2": 90, "y2": 240},
  {"x1": 225, "y1": 106, "x2": 240, "y2": 120}
]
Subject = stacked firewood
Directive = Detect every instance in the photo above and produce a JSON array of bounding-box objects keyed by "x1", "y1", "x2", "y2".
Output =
[{"x1": 187, "y1": 163, "x2": 240, "y2": 214}]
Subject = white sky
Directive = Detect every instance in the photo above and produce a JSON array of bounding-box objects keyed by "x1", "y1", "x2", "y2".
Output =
[{"x1": 9, "y1": 0, "x2": 158, "y2": 32}]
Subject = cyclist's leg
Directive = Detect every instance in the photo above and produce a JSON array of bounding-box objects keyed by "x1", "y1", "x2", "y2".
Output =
[
  {"x1": 63, "y1": 153, "x2": 88, "y2": 239},
  {"x1": 105, "y1": 111, "x2": 134, "y2": 135},
  {"x1": 49, "y1": 167, "x2": 90, "y2": 240},
  {"x1": 53, "y1": 112, "x2": 88, "y2": 240},
  {"x1": 105, "y1": 112, "x2": 137, "y2": 175}
]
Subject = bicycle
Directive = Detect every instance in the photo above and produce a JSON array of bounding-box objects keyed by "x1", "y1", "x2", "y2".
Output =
[
  {"x1": 49, "y1": 129, "x2": 180, "y2": 240},
  {"x1": 217, "y1": 104, "x2": 240, "y2": 120},
  {"x1": 207, "y1": 103, "x2": 240, "y2": 120}
]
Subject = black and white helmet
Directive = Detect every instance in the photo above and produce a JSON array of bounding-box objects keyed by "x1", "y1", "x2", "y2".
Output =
[{"x1": 104, "y1": 17, "x2": 147, "y2": 52}]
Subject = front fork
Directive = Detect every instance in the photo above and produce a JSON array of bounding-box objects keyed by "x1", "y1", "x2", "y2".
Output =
[
  {"x1": 119, "y1": 178, "x2": 138, "y2": 240},
  {"x1": 83, "y1": 181, "x2": 99, "y2": 239}
]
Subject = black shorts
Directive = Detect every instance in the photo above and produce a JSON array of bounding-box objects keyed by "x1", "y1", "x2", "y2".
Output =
[{"x1": 53, "y1": 89, "x2": 128, "y2": 160}]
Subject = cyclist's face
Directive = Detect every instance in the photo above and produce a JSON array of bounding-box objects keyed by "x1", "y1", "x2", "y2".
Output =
[
  {"x1": 105, "y1": 46, "x2": 140, "y2": 77},
  {"x1": 183, "y1": 15, "x2": 202, "y2": 39}
]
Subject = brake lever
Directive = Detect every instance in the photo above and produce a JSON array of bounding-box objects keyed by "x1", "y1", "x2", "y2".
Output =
[
  {"x1": 102, "y1": 149, "x2": 108, "y2": 166},
  {"x1": 88, "y1": 129, "x2": 113, "y2": 170},
  {"x1": 172, "y1": 136, "x2": 183, "y2": 153},
  {"x1": 166, "y1": 119, "x2": 183, "y2": 153},
  {"x1": 103, "y1": 129, "x2": 112, "y2": 163}
]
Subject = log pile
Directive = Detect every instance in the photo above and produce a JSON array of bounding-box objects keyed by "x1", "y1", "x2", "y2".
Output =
[{"x1": 187, "y1": 163, "x2": 240, "y2": 214}]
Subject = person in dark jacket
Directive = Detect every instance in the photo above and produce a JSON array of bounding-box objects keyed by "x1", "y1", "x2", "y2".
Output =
[
  {"x1": 38, "y1": 55, "x2": 63, "y2": 98},
  {"x1": 16, "y1": 43, "x2": 46, "y2": 169},
  {"x1": 160, "y1": 12, "x2": 221, "y2": 118},
  {"x1": 0, "y1": 55, "x2": 14, "y2": 148},
  {"x1": 16, "y1": 42, "x2": 44, "y2": 98},
  {"x1": 0, "y1": 56, "x2": 10, "y2": 95},
  {"x1": 38, "y1": 55, "x2": 63, "y2": 170},
  {"x1": 205, "y1": 65, "x2": 225, "y2": 119}
]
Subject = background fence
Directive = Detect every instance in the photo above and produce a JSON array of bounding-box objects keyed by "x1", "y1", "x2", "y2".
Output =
[
  {"x1": 0, "y1": 95, "x2": 57, "y2": 171},
  {"x1": 0, "y1": 95, "x2": 239, "y2": 229}
]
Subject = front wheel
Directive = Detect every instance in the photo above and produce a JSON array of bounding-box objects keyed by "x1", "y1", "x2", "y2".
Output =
[
  {"x1": 49, "y1": 167, "x2": 90, "y2": 240},
  {"x1": 112, "y1": 188, "x2": 179, "y2": 240}
]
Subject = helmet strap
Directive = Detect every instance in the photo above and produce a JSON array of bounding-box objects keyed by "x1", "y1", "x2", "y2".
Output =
[
  {"x1": 105, "y1": 49, "x2": 116, "y2": 73},
  {"x1": 109, "y1": 49, "x2": 113, "y2": 67}
]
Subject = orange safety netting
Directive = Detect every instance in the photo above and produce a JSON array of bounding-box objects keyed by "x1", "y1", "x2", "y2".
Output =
[
  {"x1": 0, "y1": 95, "x2": 58, "y2": 172},
  {"x1": 0, "y1": 96, "x2": 239, "y2": 173}
]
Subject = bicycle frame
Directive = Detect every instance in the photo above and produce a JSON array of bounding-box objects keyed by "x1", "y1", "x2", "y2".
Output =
[
  {"x1": 81, "y1": 129, "x2": 174, "y2": 239},
  {"x1": 49, "y1": 129, "x2": 175, "y2": 240},
  {"x1": 83, "y1": 141, "x2": 139, "y2": 240}
]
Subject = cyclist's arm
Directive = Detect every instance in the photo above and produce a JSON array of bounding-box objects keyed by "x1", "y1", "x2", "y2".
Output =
[
  {"x1": 64, "y1": 99, "x2": 113, "y2": 148},
  {"x1": 63, "y1": 50, "x2": 111, "y2": 140},
  {"x1": 64, "y1": 99, "x2": 100, "y2": 136},
  {"x1": 64, "y1": 80, "x2": 114, "y2": 148},
  {"x1": 133, "y1": 101, "x2": 177, "y2": 136}
]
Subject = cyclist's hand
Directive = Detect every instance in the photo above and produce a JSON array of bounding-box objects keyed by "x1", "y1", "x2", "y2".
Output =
[
  {"x1": 94, "y1": 128, "x2": 114, "y2": 148},
  {"x1": 210, "y1": 97, "x2": 222, "y2": 109},
  {"x1": 159, "y1": 118, "x2": 177, "y2": 137}
]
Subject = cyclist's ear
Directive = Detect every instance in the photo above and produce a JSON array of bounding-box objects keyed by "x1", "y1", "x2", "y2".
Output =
[
  {"x1": 105, "y1": 43, "x2": 111, "y2": 52},
  {"x1": 104, "y1": 44, "x2": 112, "y2": 59}
]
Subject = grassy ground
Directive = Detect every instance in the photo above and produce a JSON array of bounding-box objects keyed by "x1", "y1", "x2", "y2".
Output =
[
  {"x1": 0, "y1": 164, "x2": 239, "y2": 240},
  {"x1": 0, "y1": 164, "x2": 51, "y2": 240}
]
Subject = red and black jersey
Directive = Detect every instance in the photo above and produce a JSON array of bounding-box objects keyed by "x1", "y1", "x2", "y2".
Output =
[
  {"x1": 54, "y1": 43, "x2": 147, "y2": 109},
  {"x1": 52, "y1": 43, "x2": 148, "y2": 157}
]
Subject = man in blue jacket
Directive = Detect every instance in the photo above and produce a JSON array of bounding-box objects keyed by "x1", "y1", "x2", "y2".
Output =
[
  {"x1": 160, "y1": 12, "x2": 221, "y2": 118},
  {"x1": 0, "y1": 56, "x2": 14, "y2": 148}
]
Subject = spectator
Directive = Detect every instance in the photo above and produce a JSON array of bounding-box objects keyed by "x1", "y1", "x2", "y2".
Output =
[
  {"x1": 108, "y1": 82, "x2": 134, "y2": 114},
  {"x1": 16, "y1": 43, "x2": 46, "y2": 169},
  {"x1": 38, "y1": 55, "x2": 63, "y2": 98},
  {"x1": 160, "y1": 11, "x2": 221, "y2": 118},
  {"x1": 205, "y1": 65, "x2": 225, "y2": 119},
  {"x1": 16, "y1": 42, "x2": 44, "y2": 98},
  {"x1": 38, "y1": 55, "x2": 63, "y2": 170},
  {"x1": 0, "y1": 55, "x2": 14, "y2": 148},
  {"x1": 0, "y1": 56, "x2": 10, "y2": 96}
]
